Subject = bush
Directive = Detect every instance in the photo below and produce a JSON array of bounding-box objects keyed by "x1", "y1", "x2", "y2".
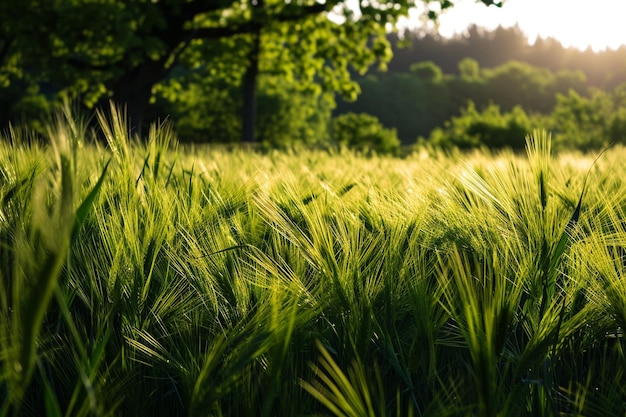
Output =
[
  {"x1": 421, "y1": 102, "x2": 533, "y2": 150},
  {"x1": 331, "y1": 112, "x2": 401, "y2": 154},
  {"x1": 548, "y1": 89, "x2": 611, "y2": 150},
  {"x1": 608, "y1": 107, "x2": 626, "y2": 145}
]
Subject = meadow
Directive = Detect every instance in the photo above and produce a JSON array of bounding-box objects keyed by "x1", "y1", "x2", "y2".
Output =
[{"x1": 1, "y1": 105, "x2": 626, "y2": 416}]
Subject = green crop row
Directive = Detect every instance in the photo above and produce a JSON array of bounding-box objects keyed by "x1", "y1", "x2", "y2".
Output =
[{"x1": 1, "y1": 105, "x2": 625, "y2": 416}]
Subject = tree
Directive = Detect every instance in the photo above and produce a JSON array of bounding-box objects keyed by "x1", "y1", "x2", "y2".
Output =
[
  {"x1": 0, "y1": 0, "x2": 53, "y2": 126},
  {"x1": 458, "y1": 58, "x2": 480, "y2": 81},
  {"x1": 332, "y1": 112, "x2": 401, "y2": 154},
  {"x1": 153, "y1": 65, "x2": 335, "y2": 145},
  {"x1": 548, "y1": 86, "x2": 626, "y2": 150},
  {"x1": 421, "y1": 101, "x2": 533, "y2": 149},
  {"x1": 410, "y1": 61, "x2": 444, "y2": 83},
  {"x1": 334, "y1": 70, "x2": 450, "y2": 143},
  {"x1": 1, "y1": 0, "x2": 503, "y2": 141}
]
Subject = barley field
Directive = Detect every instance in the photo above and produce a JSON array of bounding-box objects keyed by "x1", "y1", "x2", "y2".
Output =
[{"x1": 1, "y1": 105, "x2": 626, "y2": 416}]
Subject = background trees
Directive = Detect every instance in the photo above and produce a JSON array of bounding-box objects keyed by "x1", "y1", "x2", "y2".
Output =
[
  {"x1": 549, "y1": 86, "x2": 626, "y2": 150},
  {"x1": 336, "y1": 58, "x2": 589, "y2": 145},
  {"x1": 421, "y1": 102, "x2": 534, "y2": 149},
  {"x1": 332, "y1": 112, "x2": 401, "y2": 153},
  {"x1": 0, "y1": 0, "x2": 503, "y2": 141},
  {"x1": 3, "y1": 1, "x2": 626, "y2": 151},
  {"x1": 387, "y1": 24, "x2": 626, "y2": 89}
]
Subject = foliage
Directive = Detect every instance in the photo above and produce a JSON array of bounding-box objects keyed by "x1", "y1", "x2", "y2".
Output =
[
  {"x1": 331, "y1": 112, "x2": 401, "y2": 154},
  {"x1": 458, "y1": 57, "x2": 481, "y2": 81},
  {"x1": 421, "y1": 101, "x2": 534, "y2": 149},
  {"x1": 337, "y1": 58, "x2": 588, "y2": 144},
  {"x1": 418, "y1": 81, "x2": 626, "y2": 151},
  {"x1": 0, "y1": 0, "x2": 502, "y2": 137},
  {"x1": 7, "y1": 3, "x2": 624, "y2": 149},
  {"x1": 334, "y1": 70, "x2": 449, "y2": 143},
  {"x1": 548, "y1": 85, "x2": 626, "y2": 150},
  {"x1": 410, "y1": 75, "x2": 626, "y2": 152},
  {"x1": 153, "y1": 67, "x2": 334, "y2": 145},
  {"x1": 410, "y1": 60, "x2": 443, "y2": 83},
  {"x1": 256, "y1": 82, "x2": 334, "y2": 147},
  {"x1": 388, "y1": 24, "x2": 626, "y2": 89},
  {"x1": 480, "y1": 60, "x2": 584, "y2": 113}
]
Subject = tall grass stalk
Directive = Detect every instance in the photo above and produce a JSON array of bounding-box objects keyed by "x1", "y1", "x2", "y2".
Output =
[{"x1": 2, "y1": 110, "x2": 626, "y2": 416}]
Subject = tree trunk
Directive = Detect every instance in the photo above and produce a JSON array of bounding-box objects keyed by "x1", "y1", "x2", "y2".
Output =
[
  {"x1": 107, "y1": 58, "x2": 167, "y2": 138},
  {"x1": 241, "y1": 28, "x2": 261, "y2": 144}
]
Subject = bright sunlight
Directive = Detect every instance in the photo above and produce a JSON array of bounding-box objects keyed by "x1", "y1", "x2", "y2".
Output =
[{"x1": 413, "y1": 0, "x2": 626, "y2": 51}]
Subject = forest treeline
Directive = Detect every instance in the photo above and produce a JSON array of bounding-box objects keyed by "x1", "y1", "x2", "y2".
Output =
[
  {"x1": 158, "y1": 24, "x2": 626, "y2": 151},
  {"x1": 387, "y1": 25, "x2": 626, "y2": 89},
  {"x1": 4, "y1": 23, "x2": 626, "y2": 152},
  {"x1": 335, "y1": 24, "x2": 626, "y2": 150}
]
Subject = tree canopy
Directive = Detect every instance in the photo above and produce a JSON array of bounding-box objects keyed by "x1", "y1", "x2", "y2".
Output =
[{"x1": 0, "y1": 0, "x2": 502, "y2": 139}]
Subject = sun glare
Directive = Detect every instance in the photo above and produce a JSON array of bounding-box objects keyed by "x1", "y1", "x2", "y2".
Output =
[{"x1": 417, "y1": 0, "x2": 626, "y2": 52}]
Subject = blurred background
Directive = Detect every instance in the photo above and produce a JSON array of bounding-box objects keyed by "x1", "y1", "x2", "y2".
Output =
[{"x1": 2, "y1": 0, "x2": 625, "y2": 151}]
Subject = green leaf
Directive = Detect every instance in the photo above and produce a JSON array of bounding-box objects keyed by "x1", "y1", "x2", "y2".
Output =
[{"x1": 72, "y1": 158, "x2": 111, "y2": 241}]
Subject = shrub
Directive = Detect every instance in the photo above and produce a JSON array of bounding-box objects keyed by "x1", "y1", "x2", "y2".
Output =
[
  {"x1": 549, "y1": 89, "x2": 612, "y2": 150},
  {"x1": 608, "y1": 107, "x2": 626, "y2": 145},
  {"x1": 410, "y1": 61, "x2": 444, "y2": 83},
  {"x1": 548, "y1": 84, "x2": 626, "y2": 150},
  {"x1": 421, "y1": 102, "x2": 533, "y2": 150},
  {"x1": 331, "y1": 112, "x2": 401, "y2": 154}
]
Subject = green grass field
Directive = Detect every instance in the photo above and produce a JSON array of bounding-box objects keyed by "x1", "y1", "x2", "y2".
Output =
[{"x1": 2, "y1": 105, "x2": 626, "y2": 416}]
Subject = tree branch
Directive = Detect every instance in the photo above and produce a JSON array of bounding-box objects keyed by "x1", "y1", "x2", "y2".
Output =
[
  {"x1": 179, "y1": 0, "x2": 239, "y2": 18},
  {"x1": 185, "y1": 23, "x2": 258, "y2": 40},
  {"x1": 185, "y1": 0, "x2": 342, "y2": 40},
  {"x1": 275, "y1": 0, "x2": 340, "y2": 22}
]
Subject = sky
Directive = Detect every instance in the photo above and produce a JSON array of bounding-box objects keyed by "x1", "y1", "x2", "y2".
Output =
[{"x1": 401, "y1": 0, "x2": 626, "y2": 51}]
